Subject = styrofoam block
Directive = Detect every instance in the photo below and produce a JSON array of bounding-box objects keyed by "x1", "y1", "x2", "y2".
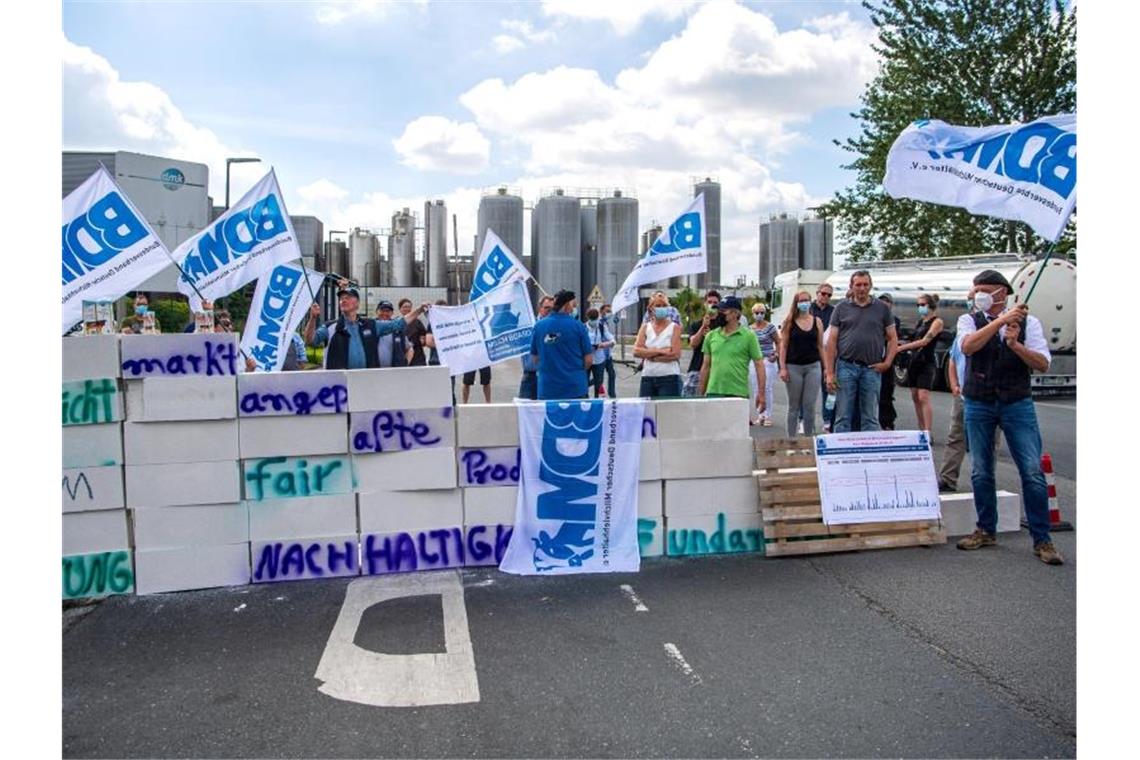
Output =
[
  {"x1": 248, "y1": 494, "x2": 358, "y2": 541},
  {"x1": 640, "y1": 402, "x2": 658, "y2": 439},
  {"x1": 346, "y1": 366, "x2": 452, "y2": 412},
  {"x1": 124, "y1": 380, "x2": 144, "y2": 420},
  {"x1": 361, "y1": 527, "x2": 465, "y2": 575},
  {"x1": 659, "y1": 438, "x2": 753, "y2": 479},
  {"x1": 119, "y1": 333, "x2": 240, "y2": 378},
  {"x1": 239, "y1": 414, "x2": 348, "y2": 459},
  {"x1": 353, "y1": 448, "x2": 457, "y2": 492},
  {"x1": 463, "y1": 486, "x2": 517, "y2": 526},
  {"x1": 640, "y1": 439, "x2": 661, "y2": 481},
  {"x1": 638, "y1": 481, "x2": 663, "y2": 518},
  {"x1": 64, "y1": 423, "x2": 123, "y2": 468},
  {"x1": 63, "y1": 378, "x2": 122, "y2": 426},
  {"x1": 665, "y1": 512, "x2": 765, "y2": 557},
  {"x1": 463, "y1": 524, "x2": 514, "y2": 567},
  {"x1": 131, "y1": 503, "x2": 249, "y2": 549},
  {"x1": 458, "y1": 446, "x2": 520, "y2": 487},
  {"x1": 237, "y1": 370, "x2": 349, "y2": 416},
  {"x1": 134, "y1": 543, "x2": 251, "y2": 595},
  {"x1": 64, "y1": 509, "x2": 130, "y2": 555},
  {"x1": 135, "y1": 375, "x2": 237, "y2": 421},
  {"x1": 456, "y1": 403, "x2": 519, "y2": 447},
  {"x1": 251, "y1": 535, "x2": 360, "y2": 583},
  {"x1": 63, "y1": 466, "x2": 125, "y2": 512},
  {"x1": 638, "y1": 516, "x2": 664, "y2": 557},
  {"x1": 359, "y1": 489, "x2": 464, "y2": 532},
  {"x1": 63, "y1": 334, "x2": 121, "y2": 381},
  {"x1": 126, "y1": 461, "x2": 241, "y2": 508},
  {"x1": 62, "y1": 550, "x2": 134, "y2": 599},
  {"x1": 242, "y1": 455, "x2": 355, "y2": 501},
  {"x1": 349, "y1": 407, "x2": 455, "y2": 454},
  {"x1": 655, "y1": 398, "x2": 750, "y2": 440},
  {"x1": 665, "y1": 476, "x2": 758, "y2": 517},
  {"x1": 124, "y1": 419, "x2": 239, "y2": 465},
  {"x1": 938, "y1": 490, "x2": 1020, "y2": 536}
]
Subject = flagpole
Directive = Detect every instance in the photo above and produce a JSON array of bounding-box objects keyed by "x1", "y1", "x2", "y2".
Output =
[
  {"x1": 1022, "y1": 240, "x2": 1058, "y2": 304},
  {"x1": 159, "y1": 247, "x2": 258, "y2": 363},
  {"x1": 529, "y1": 276, "x2": 550, "y2": 298}
]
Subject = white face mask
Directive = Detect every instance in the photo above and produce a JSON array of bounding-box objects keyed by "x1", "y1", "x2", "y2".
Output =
[{"x1": 973, "y1": 291, "x2": 994, "y2": 312}]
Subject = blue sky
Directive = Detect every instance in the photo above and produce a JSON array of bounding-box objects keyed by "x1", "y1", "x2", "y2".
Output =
[{"x1": 63, "y1": 0, "x2": 878, "y2": 283}]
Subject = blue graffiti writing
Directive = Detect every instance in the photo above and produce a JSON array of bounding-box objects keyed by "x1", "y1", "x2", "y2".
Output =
[
  {"x1": 62, "y1": 378, "x2": 118, "y2": 426},
  {"x1": 62, "y1": 551, "x2": 133, "y2": 599},
  {"x1": 459, "y1": 447, "x2": 521, "y2": 486},
  {"x1": 363, "y1": 528, "x2": 467, "y2": 575},
  {"x1": 239, "y1": 384, "x2": 348, "y2": 416},
  {"x1": 62, "y1": 191, "x2": 148, "y2": 285},
  {"x1": 665, "y1": 513, "x2": 764, "y2": 557},
  {"x1": 121, "y1": 340, "x2": 237, "y2": 377},
  {"x1": 351, "y1": 408, "x2": 448, "y2": 453},
  {"x1": 253, "y1": 539, "x2": 358, "y2": 582},
  {"x1": 243, "y1": 456, "x2": 349, "y2": 501},
  {"x1": 642, "y1": 416, "x2": 657, "y2": 439},
  {"x1": 464, "y1": 524, "x2": 515, "y2": 567}
]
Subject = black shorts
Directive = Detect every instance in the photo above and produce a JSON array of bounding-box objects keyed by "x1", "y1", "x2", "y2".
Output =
[
  {"x1": 907, "y1": 361, "x2": 937, "y2": 390},
  {"x1": 462, "y1": 366, "x2": 492, "y2": 385}
]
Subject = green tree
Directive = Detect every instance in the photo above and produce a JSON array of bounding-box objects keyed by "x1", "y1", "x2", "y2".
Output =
[
  {"x1": 669, "y1": 287, "x2": 706, "y2": 323},
  {"x1": 820, "y1": 0, "x2": 1076, "y2": 262}
]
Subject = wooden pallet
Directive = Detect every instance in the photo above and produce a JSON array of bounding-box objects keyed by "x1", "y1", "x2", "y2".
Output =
[{"x1": 755, "y1": 436, "x2": 946, "y2": 557}]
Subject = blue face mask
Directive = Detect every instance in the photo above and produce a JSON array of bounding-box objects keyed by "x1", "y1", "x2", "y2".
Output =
[
  {"x1": 797, "y1": 301, "x2": 810, "y2": 313},
  {"x1": 135, "y1": 305, "x2": 147, "y2": 316},
  {"x1": 917, "y1": 305, "x2": 929, "y2": 316},
  {"x1": 588, "y1": 319, "x2": 598, "y2": 328},
  {"x1": 654, "y1": 307, "x2": 669, "y2": 320}
]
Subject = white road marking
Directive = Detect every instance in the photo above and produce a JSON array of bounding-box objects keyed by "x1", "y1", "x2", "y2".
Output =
[
  {"x1": 233, "y1": 604, "x2": 246, "y2": 612},
  {"x1": 314, "y1": 570, "x2": 480, "y2": 707},
  {"x1": 619, "y1": 584, "x2": 649, "y2": 612},
  {"x1": 1035, "y1": 401, "x2": 1076, "y2": 411},
  {"x1": 663, "y1": 642, "x2": 702, "y2": 684}
]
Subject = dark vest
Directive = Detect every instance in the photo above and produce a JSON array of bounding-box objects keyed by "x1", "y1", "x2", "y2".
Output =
[
  {"x1": 963, "y1": 312, "x2": 1031, "y2": 403},
  {"x1": 324, "y1": 316, "x2": 381, "y2": 369}
]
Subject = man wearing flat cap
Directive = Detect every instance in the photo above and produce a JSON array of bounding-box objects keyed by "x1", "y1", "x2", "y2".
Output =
[
  {"x1": 304, "y1": 280, "x2": 429, "y2": 370},
  {"x1": 529, "y1": 290, "x2": 593, "y2": 400},
  {"x1": 955, "y1": 269, "x2": 1063, "y2": 565},
  {"x1": 374, "y1": 300, "x2": 411, "y2": 367}
]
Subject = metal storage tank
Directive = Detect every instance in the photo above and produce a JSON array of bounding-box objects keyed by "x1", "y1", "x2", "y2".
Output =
[
  {"x1": 757, "y1": 223, "x2": 770, "y2": 290},
  {"x1": 597, "y1": 189, "x2": 639, "y2": 333},
  {"x1": 580, "y1": 200, "x2": 598, "y2": 305},
  {"x1": 694, "y1": 178, "x2": 721, "y2": 287},
  {"x1": 800, "y1": 218, "x2": 833, "y2": 271},
  {"x1": 388, "y1": 208, "x2": 416, "y2": 287},
  {"x1": 535, "y1": 189, "x2": 581, "y2": 298},
  {"x1": 760, "y1": 214, "x2": 800, "y2": 287},
  {"x1": 348, "y1": 228, "x2": 378, "y2": 286},
  {"x1": 477, "y1": 187, "x2": 524, "y2": 259},
  {"x1": 323, "y1": 240, "x2": 348, "y2": 277},
  {"x1": 290, "y1": 216, "x2": 324, "y2": 271},
  {"x1": 423, "y1": 200, "x2": 449, "y2": 288}
]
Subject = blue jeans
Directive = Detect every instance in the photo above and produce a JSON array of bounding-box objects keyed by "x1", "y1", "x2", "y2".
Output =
[
  {"x1": 964, "y1": 397, "x2": 1051, "y2": 543},
  {"x1": 589, "y1": 365, "x2": 606, "y2": 397},
  {"x1": 518, "y1": 372, "x2": 537, "y2": 400},
  {"x1": 640, "y1": 374, "x2": 682, "y2": 398},
  {"x1": 833, "y1": 360, "x2": 881, "y2": 433},
  {"x1": 603, "y1": 356, "x2": 617, "y2": 398}
]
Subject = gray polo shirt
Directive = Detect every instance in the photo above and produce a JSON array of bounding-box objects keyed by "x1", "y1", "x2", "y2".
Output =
[{"x1": 833, "y1": 298, "x2": 893, "y2": 365}]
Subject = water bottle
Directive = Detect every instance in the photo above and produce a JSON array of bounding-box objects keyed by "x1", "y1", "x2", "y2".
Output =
[{"x1": 824, "y1": 392, "x2": 836, "y2": 413}]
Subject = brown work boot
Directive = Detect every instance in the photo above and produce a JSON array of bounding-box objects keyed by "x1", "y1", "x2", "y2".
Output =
[
  {"x1": 956, "y1": 529, "x2": 996, "y2": 550},
  {"x1": 1033, "y1": 541, "x2": 1065, "y2": 565}
]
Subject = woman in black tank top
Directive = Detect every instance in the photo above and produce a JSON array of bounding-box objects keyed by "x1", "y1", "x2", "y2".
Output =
[
  {"x1": 897, "y1": 293, "x2": 944, "y2": 433},
  {"x1": 778, "y1": 290, "x2": 826, "y2": 436}
]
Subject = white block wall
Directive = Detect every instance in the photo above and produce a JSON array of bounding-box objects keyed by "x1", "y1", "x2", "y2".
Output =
[
  {"x1": 353, "y1": 448, "x2": 458, "y2": 492},
  {"x1": 132, "y1": 503, "x2": 249, "y2": 550},
  {"x1": 659, "y1": 438, "x2": 754, "y2": 479},
  {"x1": 134, "y1": 544, "x2": 251, "y2": 595},
  {"x1": 135, "y1": 376, "x2": 237, "y2": 421},
  {"x1": 63, "y1": 466, "x2": 125, "y2": 512},
  {"x1": 655, "y1": 398, "x2": 749, "y2": 440},
  {"x1": 665, "y1": 512, "x2": 766, "y2": 556},
  {"x1": 239, "y1": 415, "x2": 349, "y2": 459},
  {"x1": 248, "y1": 494, "x2": 358, "y2": 541},
  {"x1": 64, "y1": 423, "x2": 123, "y2": 468},
  {"x1": 63, "y1": 510, "x2": 130, "y2": 555},
  {"x1": 126, "y1": 461, "x2": 242, "y2": 508},
  {"x1": 63, "y1": 335, "x2": 121, "y2": 381},
  {"x1": 457, "y1": 404, "x2": 519, "y2": 447},
  {"x1": 638, "y1": 481, "x2": 663, "y2": 519},
  {"x1": 346, "y1": 366, "x2": 452, "y2": 411},
  {"x1": 124, "y1": 419, "x2": 240, "y2": 464},
  {"x1": 359, "y1": 489, "x2": 464, "y2": 533},
  {"x1": 939, "y1": 490, "x2": 1021, "y2": 536},
  {"x1": 665, "y1": 476, "x2": 758, "y2": 517},
  {"x1": 463, "y1": 486, "x2": 518, "y2": 526}
]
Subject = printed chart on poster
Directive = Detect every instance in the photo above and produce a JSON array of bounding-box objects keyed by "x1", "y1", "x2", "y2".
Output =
[{"x1": 815, "y1": 431, "x2": 941, "y2": 525}]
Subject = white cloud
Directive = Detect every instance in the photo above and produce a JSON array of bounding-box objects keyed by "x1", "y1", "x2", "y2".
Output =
[
  {"x1": 493, "y1": 35, "x2": 526, "y2": 54},
  {"x1": 392, "y1": 116, "x2": 491, "y2": 173},
  {"x1": 492, "y1": 19, "x2": 557, "y2": 54},
  {"x1": 541, "y1": 0, "x2": 700, "y2": 35},
  {"x1": 314, "y1": 1, "x2": 390, "y2": 26}
]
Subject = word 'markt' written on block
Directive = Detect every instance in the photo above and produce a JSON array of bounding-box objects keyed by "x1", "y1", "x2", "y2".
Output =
[
  {"x1": 252, "y1": 535, "x2": 360, "y2": 583},
  {"x1": 131, "y1": 503, "x2": 250, "y2": 550},
  {"x1": 126, "y1": 461, "x2": 241, "y2": 508},
  {"x1": 63, "y1": 550, "x2": 134, "y2": 599},
  {"x1": 134, "y1": 375, "x2": 237, "y2": 421},
  {"x1": 242, "y1": 455, "x2": 354, "y2": 501},
  {"x1": 346, "y1": 366, "x2": 452, "y2": 412},
  {"x1": 637, "y1": 516, "x2": 664, "y2": 558},
  {"x1": 665, "y1": 476, "x2": 759, "y2": 518},
  {"x1": 237, "y1": 370, "x2": 348, "y2": 417},
  {"x1": 462, "y1": 524, "x2": 514, "y2": 567},
  {"x1": 248, "y1": 494, "x2": 358, "y2": 541},
  {"x1": 638, "y1": 481, "x2": 663, "y2": 518},
  {"x1": 64, "y1": 423, "x2": 123, "y2": 468},
  {"x1": 462, "y1": 486, "x2": 517, "y2": 526},
  {"x1": 239, "y1": 414, "x2": 349, "y2": 459},
  {"x1": 938, "y1": 490, "x2": 1021, "y2": 536},
  {"x1": 64, "y1": 509, "x2": 130, "y2": 555},
  {"x1": 353, "y1": 448, "x2": 458, "y2": 492},
  {"x1": 62, "y1": 378, "x2": 121, "y2": 426},
  {"x1": 659, "y1": 438, "x2": 753, "y2": 479},
  {"x1": 456, "y1": 403, "x2": 520, "y2": 448},
  {"x1": 655, "y1": 397, "x2": 749, "y2": 441},
  {"x1": 665, "y1": 512, "x2": 765, "y2": 557},
  {"x1": 120, "y1": 333, "x2": 239, "y2": 378},
  {"x1": 458, "y1": 446, "x2": 520, "y2": 488},
  {"x1": 63, "y1": 465, "x2": 125, "y2": 513},
  {"x1": 349, "y1": 407, "x2": 455, "y2": 454},
  {"x1": 124, "y1": 419, "x2": 239, "y2": 465},
  {"x1": 134, "y1": 543, "x2": 251, "y2": 595},
  {"x1": 63, "y1": 334, "x2": 121, "y2": 381},
  {"x1": 359, "y1": 489, "x2": 464, "y2": 533}
]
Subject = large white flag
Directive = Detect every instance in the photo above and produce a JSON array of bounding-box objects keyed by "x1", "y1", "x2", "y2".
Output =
[
  {"x1": 62, "y1": 166, "x2": 171, "y2": 333},
  {"x1": 499, "y1": 398, "x2": 645, "y2": 575},
  {"x1": 470, "y1": 229, "x2": 531, "y2": 301},
  {"x1": 175, "y1": 169, "x2": 303, "y2": 311},
  {"x1": 430, "y1": 279, "x2": 536, "y2": 376},
  {"x1": 240, "y1": 261, "x2": 326, "y2": 372},
  {"x1": 883, "y1": 114, "x2": 1076, "y2": 241},
  {"x1": 611, "y1": 194, "x2": 706, "y2": 315}
]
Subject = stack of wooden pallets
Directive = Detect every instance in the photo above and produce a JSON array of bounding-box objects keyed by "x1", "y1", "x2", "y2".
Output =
[{"x1": 755, "y1": 436, "x2": 946, "y2": 558}]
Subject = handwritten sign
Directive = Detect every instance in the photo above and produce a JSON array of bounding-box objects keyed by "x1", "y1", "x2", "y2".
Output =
[
  {"x1": 62, "y1": 378, "x2": 121, "y2": 426},
  {"x1": 458, "y1": 447, "x2": 521, "y2": 487},
  {"x1": 350, "y1": 407, "x2": 454, "y2": 454},
  {"x1": 62, "y1": 466, "x2": 125, "y2": 512},
  {"x1": 238, "y1": 371, "x2": 349, "y2": 416},
  {"x1": 361, "y1": 524, "x2": 513, "y2": 574},
  {"x1": 63, "y1": 550, "x2": 134, "y2": 599},
  {"x1": 243, "y1": 455, "x2": 354, "y2": 501},
  {"x1": 252, "y1": 537, "x2": 360, "y2": 583},
  {"x1": 120, "y1": 334, "x2": 239, "y2": 378}
]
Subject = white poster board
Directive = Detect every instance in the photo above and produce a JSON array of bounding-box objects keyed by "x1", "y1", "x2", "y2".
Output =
[
  {"x1": 429, "y1": 280, "x2": 536, "y2": 377},
  {"x1": 815, "y1": 431, "x2": 941, "y2": 525}
]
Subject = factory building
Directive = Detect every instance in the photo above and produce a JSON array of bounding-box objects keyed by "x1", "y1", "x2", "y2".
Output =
[{"x1": 758, "y1": 214, "x2": 834, "y2": 289}]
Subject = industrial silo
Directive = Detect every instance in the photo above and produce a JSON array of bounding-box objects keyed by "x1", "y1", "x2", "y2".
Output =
[
  {"x1": 757, "y1": 223, "x2": 770, "y2": 289},
  {"x1": 535, "y1": 189, "x2": 581, "y2": 298},
  {"x1": 423, "y1": 200, "x2": 449, "y2": 288},
  {"x1": 694, "y1": 178, "x2": 721, "y2": 287},
  {"x1": 800, "y1": 218, "x2": 833, "y2": 270},
  {"x1": 348, "y1": 228, "x2": 378, "y2": 287},
  {"x1": 580, "y1": 200, "x2": 598, "y2": 305},
  {"x1": 477, "y1": 187, "x2": 524, "y2": 259},
  {"x1": 598, "y1": 189, "x2": 639, "y2": 333},
  {"x1": 388, "y1": 208, "x2": 416, "y2": 287}
]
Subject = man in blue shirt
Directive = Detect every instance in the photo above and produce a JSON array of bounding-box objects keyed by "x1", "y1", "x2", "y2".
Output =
[
  {"x1": 304, "y1": 282, "x2": 429, "y2": 370},
  {"x1": 530, "y1": 290, "x2": 593, "y2": 400},
  {"x1": 519, "y1": 294, "x2": 554, "y2": 399}
]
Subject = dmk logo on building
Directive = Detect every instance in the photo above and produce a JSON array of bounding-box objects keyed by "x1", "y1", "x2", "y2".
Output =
[
  {"x1": 532, "y1": 401, "x2": 605, "y2": 571},
  {"x1": 61, "y1": 191, "x2": 149, "y2": 285},
  {"x1": 180, "y1": 193, "x2": 288, "y2": 286},
  {"x1": 471, "y1": 245, "x2": 515, "y2": 299},
  {"x1": 927, "y1": 120, "x2": 1076, "y2": 199},
  {"x1": 647, "y1": 212, "x2": 701, "y2": 257}
]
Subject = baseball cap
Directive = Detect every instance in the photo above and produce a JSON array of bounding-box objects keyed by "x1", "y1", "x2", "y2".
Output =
[
  {"x1": 376, "y1": 300, "x2": 394, "y2": 311},
  {"x1": 718, "y1": 296, "x2": 743, "y2": 311},
  {"x1": 973, "y1": 269, "x2": 1013, "y2": 290},
  {"x1": 337, "y1": 286, "x2": 360, "y2": 299}
]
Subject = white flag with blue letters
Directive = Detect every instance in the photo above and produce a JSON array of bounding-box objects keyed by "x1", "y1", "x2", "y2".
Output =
[
  {"x1": 611, "y1": 194, "x2": 706, "y2": 315},
  {"x1": 470, "y1": 229, "x2": 531, "y2": 301},
  {"x1": 175, "y1": 169, "x2": 303, "y2": 311},
  {"x1": 240, "y1": 261, "x2": 325, "y2": 372},
  {"x1": 430, "y1": 279, "x2": 536, "y2": 376},
  {"x1": 499, "y1": 398, "x2": 645, "y2": 576},
  {"x1": 61, "y1": 166, "x2": 171, "y2": 333},
  {"x1": 883, "y1": 114, "x2": 1076, "y2": 241}
]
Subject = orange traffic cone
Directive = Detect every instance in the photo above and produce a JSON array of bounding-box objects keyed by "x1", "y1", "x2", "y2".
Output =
[{"x1": 1021, "y1": 453, "x2": 1073, "y2": 531}]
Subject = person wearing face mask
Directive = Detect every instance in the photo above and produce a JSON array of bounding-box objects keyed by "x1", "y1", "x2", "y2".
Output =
[
  {"x1": 778, "y1": 290, "x2": 825, "y2": 436},
  {"x1": 698, "y1": 296, "x2": 764, "y2": 414},
  {"x1": 519, "y1": 295, "x2": 555, "y2": 400},
  {"x1": 584, "y1": 308, "x2": 616, "y2": 397},
  {"x1": 530, "y1": 290, "x2": 593, "y2": 401},
  {"x1": 304, "y1": 282, "x2": 429, "y2": 370},
  {"x1": 683, "y1": 290, "x2": 722, "y2": 397},
  {"x1": 954, "y1": 270, "x2": 1062, "y2": 565},
  {"x1": 119, "y1": 292, "x2": 162, "y2": 334},
  {"x1": 598, "y1": 304, "x2": 618, "y2": 398},
  {"x1": 633, "y1": 293, "x2": 683, "y2": 398},
  {"x1": 748, "y1": 303, "x2": 781, "y2": 426},
  {"x1": 897, "y1": 293, "x2": 944, "y2": 434}
]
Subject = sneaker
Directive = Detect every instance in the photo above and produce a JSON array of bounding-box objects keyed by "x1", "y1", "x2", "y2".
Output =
[
  {"x1": 956, "y1": 529, "x2": 996, "y2": 550},
  {"x1": 1033, "y1": 541, "x2": 1064, "y2": 565},
  {"x1": 938, "y1": 481, "x2": 956, "y2": 493}
]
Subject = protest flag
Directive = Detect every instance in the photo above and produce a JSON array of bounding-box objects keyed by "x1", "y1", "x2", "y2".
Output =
[{"x1": 611, "y1": 194, "x2": 706, "y2": 316}]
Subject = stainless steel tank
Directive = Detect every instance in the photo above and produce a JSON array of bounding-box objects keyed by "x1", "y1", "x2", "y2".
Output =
[
  {"x1": 580, "y1": 200, "x2": 598, "y2": 306},
  {"x1": 424, "y1": 200, "x2": 449, "y2": 288},
  {"x1": 757, "y1": 222, "x2": 770, "y2": 290},
  {"x1": 477, "y1": 187, "x2": 524, "y2": 259},
  {"x1": 694, "y1": 178, "x2": 720, "y2": 287},
  {"x1": 761, "y1": 214, "x2": 800, "y2": 286},
  {"x1": 348, "y1": 228, "x2": 378, "y2": 286},
  {"x1": 597, "y1": 189, "x2": 639, "y2": 333},
  {"x1": 535, "y1": 189, "x2": 581, "y2": 298},
  {"x1": 388, "y1": 208, "x2": 415, "y2": 287},
  {"x1": 800, "y1": 218, "x2": 832, "y2": 270}
]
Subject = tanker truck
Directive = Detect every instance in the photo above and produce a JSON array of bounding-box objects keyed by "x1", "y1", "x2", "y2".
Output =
[{"x1": 769, "y1": 252, "x2": 1076, "y2": 396}]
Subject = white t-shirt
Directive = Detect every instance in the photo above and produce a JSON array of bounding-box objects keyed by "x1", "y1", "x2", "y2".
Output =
[
  {"x1": 642, "y1": 321, "x2": 680, "y2": 377},
  {"x1": 956, "y1": 311, "x2": 1051, "y2": 368}
]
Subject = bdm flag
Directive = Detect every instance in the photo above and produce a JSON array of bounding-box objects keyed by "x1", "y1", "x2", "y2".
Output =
[
  {"x1": 611, "y1": 194, "x2": 706, "y2": 315},
  {"x1": 883, "y1": 114, "x2": 1076, "y2": 241},
  {"x1": 175, "y1": 168, "x2": 303, "y2": 311},
  {"x1": 499, "y1": 398, "x2": 645, "y2": 576},
  {"x1": 61, "y1": 166, "x2": 171, "y2": 333},
  {"x1": 470, "y1": 229, "x2": 531, "y2": 301},
  {"x1": 240, "y1": 261, "x2": 325, "y2": 372},
  {"x1": 430, "y1": 279, "x2": 536, "y2": 376}
]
